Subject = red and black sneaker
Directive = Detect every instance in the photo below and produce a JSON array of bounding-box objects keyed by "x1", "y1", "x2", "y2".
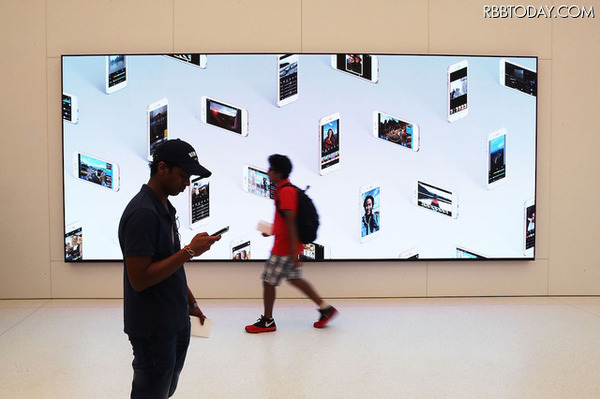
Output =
[
  {"x1": 245, "y1": 315, "x2": 277, "y2": 333},
  {"x1": 313, "y1": 306, "x2": 339, "y2": 328}
]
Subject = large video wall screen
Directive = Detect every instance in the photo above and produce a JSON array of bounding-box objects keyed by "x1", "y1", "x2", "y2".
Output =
[{"x1": 62, "y1": 54, "x2": 537, "y2": 262}]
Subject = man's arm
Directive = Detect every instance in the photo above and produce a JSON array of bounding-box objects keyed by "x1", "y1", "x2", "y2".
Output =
[
  {"x1": 281, "y1": 209, "x2": 300, "y2": 267},
  {"x1": 126, "y1": 233, "x2": 220, "y2": 292},
  {"x1": 187, "y1": 287, "x2": 206, "y2": 325}
]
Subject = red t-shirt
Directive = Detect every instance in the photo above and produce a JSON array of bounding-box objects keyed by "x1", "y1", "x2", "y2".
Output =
[{"x1": 271, "y1": 179, "x2": 303, "y2": 256}]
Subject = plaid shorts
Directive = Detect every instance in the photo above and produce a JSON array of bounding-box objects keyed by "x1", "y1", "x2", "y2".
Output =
[{"x1": 261, "y1": 254, "x2": 302, "y2": 286}]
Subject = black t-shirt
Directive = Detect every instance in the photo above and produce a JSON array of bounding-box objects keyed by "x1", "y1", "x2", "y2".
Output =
[{"x1": 118, "y1": 184, "x2": 188, "y2": 338}]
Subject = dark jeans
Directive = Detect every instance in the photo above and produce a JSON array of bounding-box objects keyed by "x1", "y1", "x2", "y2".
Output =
[{"x1": 128, "y1": 323, "x2": 191, "y2": 399}]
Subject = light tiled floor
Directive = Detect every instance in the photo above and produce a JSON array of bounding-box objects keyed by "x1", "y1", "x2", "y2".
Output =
[{"x1": 1, "y1": 297, "x2": 600, "y2": 398}]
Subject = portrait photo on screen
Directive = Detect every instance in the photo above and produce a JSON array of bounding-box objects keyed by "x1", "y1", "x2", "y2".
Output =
[
  {"x1": 360, "y1": 185, "x2": 381, "y2": 241},
  {"x1": 62, "y1": 54, "x2": 537, "y2": 261}
]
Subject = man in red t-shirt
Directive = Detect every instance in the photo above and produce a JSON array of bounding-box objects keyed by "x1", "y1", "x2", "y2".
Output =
[{"x1": 245, "y1": 154, "x2": 338, "y2": 333}]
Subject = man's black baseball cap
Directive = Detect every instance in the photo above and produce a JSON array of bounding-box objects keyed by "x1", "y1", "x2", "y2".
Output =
[{"x1": 153, "y1": 139, "x2": 211, "y2": 178}]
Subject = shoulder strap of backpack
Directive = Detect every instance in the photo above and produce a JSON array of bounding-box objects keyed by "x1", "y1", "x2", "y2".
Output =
[
  {"x1": 277, "y1": 183, "x2": 298, "y2": 217},
  {"x1": 282, "y1": 183, "x2": 310, "y2": 192}
]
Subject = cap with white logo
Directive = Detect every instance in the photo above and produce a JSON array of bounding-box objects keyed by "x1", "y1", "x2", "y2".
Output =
[{"x1": 152, "y1": 139, "x2": 211, "y2": 178}]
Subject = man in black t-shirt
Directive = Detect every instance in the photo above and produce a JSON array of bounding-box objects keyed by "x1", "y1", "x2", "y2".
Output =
[{"x1": 118, "y1": 139, "x2": 221, "y2": 399}]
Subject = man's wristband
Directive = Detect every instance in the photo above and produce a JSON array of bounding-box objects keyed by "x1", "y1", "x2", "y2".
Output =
[{"x1": 184, "y1": 246, "x2": 195, "y2": 258}]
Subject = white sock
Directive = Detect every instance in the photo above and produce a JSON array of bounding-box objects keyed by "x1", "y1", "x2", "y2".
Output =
[{"x1": 319, "y1": 302, "x2": 330, "y2": 310}]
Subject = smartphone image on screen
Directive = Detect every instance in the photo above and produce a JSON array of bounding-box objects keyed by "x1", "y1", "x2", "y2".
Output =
[
  {"x1": 72, "y1": 152, "x2": 120, "y2": 191},
  {"x1": 62, "y1": 93, "x2": 79, "y2": 124},
  {"x1": 243, "y1": 165, "x2": 275, "y2": 199},
  {"x1": 231, "y1": 238, "x2": 251, "y2": 260},
  {"x1": 277, "y1": 54, "x2": 298, "y2": 107},
  {"x1": 147, "y1": 98, "x2": 168, "y2": 161},
  {"x1": 189, "y1": 176, "x2": 210, "y2": 228},
  {"x1": 65, "y1": 221, "x2": 83, "y2": 261},
  {"x1": 524, "y1": 198, "x2": 535, "y2": 257},
  {"x1": 300, "y1": 242, "x2": 329, "y2": 261},
  {"x1": 201, "y1": 96, "x2": 248, "y2": 136},
  {"x1": 319, "y1": 112, "x2": 341, "y2": 175},
  {"x1": 399, "y1": 247, "x2": 419, "y2": 260},
  {"x1": 447, "y1": 60, "x2": 468, "y2": 122},
  {"x1": 331, "y1": 54, "x2": 379, "y2": 83},
  {"x1": 211, "y1": 226, "x2": 229, "y2": 236},
  {"x1": 456, "y1": 246, "x2": 487, "y2": 259},
  {"x1": 105, "y1": 55, "x2": 127, "y2": 94},
  {"x1": 373, "y1": 111, "x2": 420, "y2": 152},
  {"x1": 500, "y1": 59, "x2": 537, "y2": 97},
  {"x1": 166, "y1": 54, "x2": 207, "y2": 68},
  {"x1": 487, "y1": 128, "x2": 507, "y2": 189},
  {"x1": 360, "y1": 183, "x2": 381, "y2": 243},
  {"x1": 415, "y1": 180, "x2": 458, "y2": 218}
]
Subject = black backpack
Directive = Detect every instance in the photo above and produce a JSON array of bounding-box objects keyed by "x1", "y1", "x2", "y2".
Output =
[{"x1": 278, "y1": 183, "x2": 319, "y2": 244}]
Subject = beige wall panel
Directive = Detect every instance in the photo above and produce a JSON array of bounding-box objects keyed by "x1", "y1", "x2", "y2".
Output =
[
  {"x1": 51, "y1": 262, "x2": 123, "y2": 298},
  {"x1": 548, "y1": 14, "x2": 600, "y2": 294},
  {"x1": 535, "y1": 59, "x2": 551, "y2": 260},
  {"x1": 48, "y1": 58, "x2": 65, "y2": 263},
  {"x1": 302, "y1": 0, "x2": 428, "y2": 53},
  {"x1": 51, "y1": 262, "x2": 308, "y2": 299},
  {"x1": 299, "y1": 262, "x2": 428, "y2": 297},
  {"x1": 173, "y1": 0, "x2": 301, "y2": 53},
  {"x1": 47, "y1": 0, "x2": 174, "y2": 56},
  {"x1": 52, "y1": 261, "x2": 295, "y2": 299},
  {"x1": 428, "y1": 260, "x2": 549, "y2": 296},
  {"x1": 187, "y1": 261, "x2": 427, "y2": 298},
  {"x1": 429, "y1": 1, "x2": 551, "y2": 58},
  {"x1": 51, "y1": 260, "x2": 429, "y2": 299},
  {"x1": 0, "y1": 0, "x2": 51, "y2": 298},
  {"x1": 186, "y1": 264, "x2": 300, "y2": 299}
]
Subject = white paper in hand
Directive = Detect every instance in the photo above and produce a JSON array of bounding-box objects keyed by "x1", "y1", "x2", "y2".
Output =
[
  {"x1": 190, "y1": 316, "x2": 212, "y2": 338},
  {"x1": 257, "y1": 220, "x2": 273, "y2": 235}
]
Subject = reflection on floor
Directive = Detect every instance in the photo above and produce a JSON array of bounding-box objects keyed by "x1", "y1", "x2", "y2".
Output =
[{"x1": 1, "y1": 297, "x2": 600, "y2": 399}]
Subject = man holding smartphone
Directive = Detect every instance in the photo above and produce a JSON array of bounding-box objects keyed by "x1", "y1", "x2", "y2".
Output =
[
  {"x1": 245, "y1": 154, "x2": 338, "y2": 333},
  {"x1": 118, "y1": 139, "x2": 221, "y2": 399}
]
